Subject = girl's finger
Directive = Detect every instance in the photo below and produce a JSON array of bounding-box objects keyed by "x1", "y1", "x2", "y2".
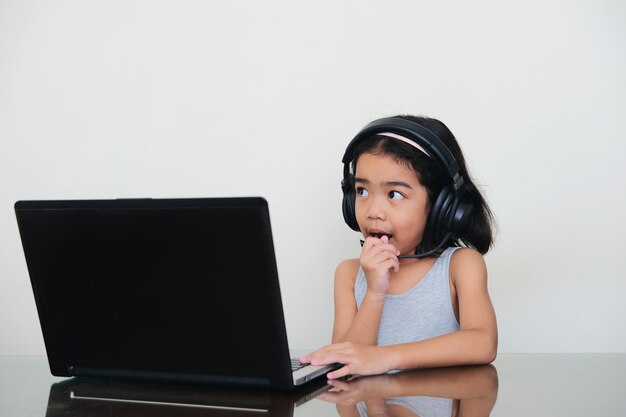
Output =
[
  {"x1": 363, "y1": 241, "x2": 399, "y2": 256},
  {"x1": 327, "y1": 379, "x2": 351, "y2": 391},
  {"x1": 381, "y1": 258, "x2": 400, "y2": 273},
  {"x1": 327, "y1": 365, "x2": 354, "y2": 380},
  {"x1": 311, "y1": 350, "x2": 353, "y2": 366},
  {"x1": 361, "y1": 237, "x2": 382, "y2": 252}
]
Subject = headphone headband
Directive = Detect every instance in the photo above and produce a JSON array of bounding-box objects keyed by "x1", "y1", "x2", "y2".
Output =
[{"x1": 342, "y1": 117, "x2": 464, "y2": 191}]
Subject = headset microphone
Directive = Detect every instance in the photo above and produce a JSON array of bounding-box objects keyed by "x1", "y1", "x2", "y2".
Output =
[
  {"x1": 397, "y1": 232, "x2": 452, "y2": 259},
  {"x1": 360, "y1": 232, "x2": 453, "y2": 259}
]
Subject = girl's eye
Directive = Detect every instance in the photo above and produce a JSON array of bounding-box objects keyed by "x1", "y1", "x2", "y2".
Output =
[
  {"x1": 356, "y1": 187, "x2": 369, "y2": 197},
  {"x1": 389, "y1": 191, "x2": 404, "y2": 200}
]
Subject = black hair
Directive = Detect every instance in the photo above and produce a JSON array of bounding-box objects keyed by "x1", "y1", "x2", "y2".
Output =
[{"x1": 350, "y1": 115, "x2": 495, "y2": 255}]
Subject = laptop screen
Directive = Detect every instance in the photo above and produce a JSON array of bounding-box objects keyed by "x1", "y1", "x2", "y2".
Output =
[{"x1": 16, "y1": 198, "x2": 292, "y2": 386}]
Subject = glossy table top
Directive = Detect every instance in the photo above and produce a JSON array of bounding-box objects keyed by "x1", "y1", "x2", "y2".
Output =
[{"x1": 1, "y1": 354, "x2": 624, "y2": 416}]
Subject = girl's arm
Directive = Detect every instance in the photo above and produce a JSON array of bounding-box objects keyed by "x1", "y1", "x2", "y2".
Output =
[
  {"x1": 387, "y1": 248, "x2": 497, "y2": 370},
  {"x1": 331, "y1": 258, "x2": 384, "y2": 345},
  {"x1": 319, "y1": 365, "x2": 498, "y2": 417},
  {"x1": 303, "y1": 248, "x2": 497, "y2": 377},
  {"x1": 319, "y1": 365, "x2": 498, "y2": 405},
  {"x1": 332, "y1": 235, "x2": 400, "y2": 345}
]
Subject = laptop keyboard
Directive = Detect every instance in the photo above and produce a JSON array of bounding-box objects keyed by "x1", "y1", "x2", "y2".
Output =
[{"x1": 291, "y1": 358, "x2": 307, "y2": 372}]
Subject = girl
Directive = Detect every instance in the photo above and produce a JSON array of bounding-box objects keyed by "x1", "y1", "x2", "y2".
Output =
[{"x1": 301, "y1": 115, "x2": 497, "y2": 379}]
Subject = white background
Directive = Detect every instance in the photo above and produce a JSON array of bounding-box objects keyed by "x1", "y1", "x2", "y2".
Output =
[{"x1": 1, "y1": 0, "x2": 624, "y2": 355}]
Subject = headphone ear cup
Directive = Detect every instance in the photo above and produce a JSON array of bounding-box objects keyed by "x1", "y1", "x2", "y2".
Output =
[
  {"x1": 422, "y1": 187, "x2": 450, "y2": 242},
  {"x1": 450, "y1": 198, "x2": 474, "y2": 235},
  {"x1": 341, "y1": 179, "x2": 360, "y2": 231},
  {"x1": 424, "y1": 186, "x2": 453, "y2": 245},
  {"x1": 425, "y1": 186, "x2": 475, "y2": 245}
]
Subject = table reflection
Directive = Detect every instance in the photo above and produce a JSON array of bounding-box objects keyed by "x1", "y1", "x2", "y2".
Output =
[
  {"x1": 318, "y1": 365, "x2": 498, "y2": 417},
  {"x1": 43, "y1": 365, "x2": 497, "y2": 417},
  {"x1": 8, "y1": 355, "x2": 624, "y2": 417}
]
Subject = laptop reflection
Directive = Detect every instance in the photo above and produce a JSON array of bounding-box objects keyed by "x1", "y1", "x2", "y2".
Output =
[{"x1": 46, "y1": 376, "x2": 331, "y2": 417}]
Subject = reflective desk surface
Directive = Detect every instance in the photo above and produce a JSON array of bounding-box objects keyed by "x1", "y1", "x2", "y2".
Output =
[{"x1": 1, "y1": 354, "x2": 624, "y2": 416}]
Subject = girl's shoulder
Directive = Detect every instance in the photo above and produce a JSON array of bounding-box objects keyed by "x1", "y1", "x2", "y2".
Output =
[
  {"x1": 335, "y1": 258, "x2": 361, "y2": 287},
  {"x1": 449, "y1": 247, "x2": 487, "y2": 286},
  {"x1": 449, "y1": 246, "x2": 484, "y2": 262}
]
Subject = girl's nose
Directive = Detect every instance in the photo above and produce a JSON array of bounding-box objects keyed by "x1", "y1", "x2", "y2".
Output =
[{"x1": 366, "y1": 197, "x2": 386, "y2": 220}]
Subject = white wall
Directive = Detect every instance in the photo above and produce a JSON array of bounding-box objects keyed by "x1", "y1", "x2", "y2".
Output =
[{"x1": 1, "y1": 0, "x2": 624, "y2": 355}]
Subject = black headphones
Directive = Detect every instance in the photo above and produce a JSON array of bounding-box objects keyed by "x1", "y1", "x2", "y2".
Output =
[{"x1": 341, "y1": 117, "x2": 474, "y2": 258}]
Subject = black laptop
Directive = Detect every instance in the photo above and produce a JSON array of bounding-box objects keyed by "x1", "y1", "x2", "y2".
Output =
[{"x1": 15, "y1": 197, "x2": 337, "y2": 391}]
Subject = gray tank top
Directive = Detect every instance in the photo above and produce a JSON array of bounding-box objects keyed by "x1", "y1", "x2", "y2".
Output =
[
  {"x1": 354, "y1": 247, "x2": 460, "y2": 346},
  {"x1": 357, "y1": 396, "x2": 453, "y2": 417}
]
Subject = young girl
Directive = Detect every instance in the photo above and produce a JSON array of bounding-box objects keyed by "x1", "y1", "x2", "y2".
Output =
[{"x1": 301, "y1": 115, "x2": 497, "y2": 379}]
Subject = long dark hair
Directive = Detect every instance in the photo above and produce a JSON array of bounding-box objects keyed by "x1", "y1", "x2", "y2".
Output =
[{"x1": 350, "y1": 115, "x2": 495, "y2": 255}]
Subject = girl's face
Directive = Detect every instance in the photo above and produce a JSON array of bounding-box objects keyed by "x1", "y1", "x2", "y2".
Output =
[{"x1": 354, "y1": 152, "x2": 429, "y2": 257}]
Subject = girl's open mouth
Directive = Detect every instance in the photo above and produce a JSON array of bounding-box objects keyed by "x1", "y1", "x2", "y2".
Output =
[{"x1": 370, "y1": 232, "x2": 393, "y2": 240}]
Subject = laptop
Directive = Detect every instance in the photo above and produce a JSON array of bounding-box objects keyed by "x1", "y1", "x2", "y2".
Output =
[{"x1": 15, "y1": 197, "x2": 338, "y2": 391}]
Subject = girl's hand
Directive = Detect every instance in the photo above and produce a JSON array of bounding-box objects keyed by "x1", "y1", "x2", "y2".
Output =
[
  {"x1": 300, "y1": 342, "x2": 393, "y2": 379},
  {"x1": 320, "y1": 378, "x2": 389, "y2": 417},
  {"x1": 317, "y1": 374, "x2": 392, "y2": 405},
  {"x1": 360, "y1": 235, "x2": 400, "y2": 296}
]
